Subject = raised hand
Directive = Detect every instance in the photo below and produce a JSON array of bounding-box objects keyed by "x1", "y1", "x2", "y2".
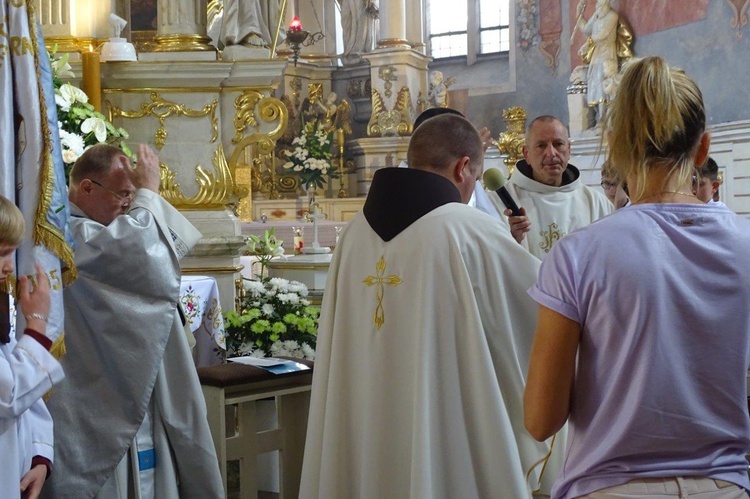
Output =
[
  {"x1": 18, "y1": 264, "x2": 51, "y2": 335},
  {"x1": 129, "y1": 144, "x2": 161, "y2": 193}
]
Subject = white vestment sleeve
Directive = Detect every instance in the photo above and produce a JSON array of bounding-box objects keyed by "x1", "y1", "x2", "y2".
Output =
[
  {"x1": 26, "y1": 398, "x2": 55, "y2": 462},
  {"x1": 0, "y1": 336, "x2": 63, "y2": 418},
  {"x1": 130, "y1": 189, "x2": 202, "y2": 260}
]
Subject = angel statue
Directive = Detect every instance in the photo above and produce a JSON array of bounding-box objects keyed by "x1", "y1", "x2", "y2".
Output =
[
  {"x1": 428, "y1": 70, "x2": 456, "y2": 108},
  {"x1": 316, "y1": 92, "x2": 353, "y2": 135}
]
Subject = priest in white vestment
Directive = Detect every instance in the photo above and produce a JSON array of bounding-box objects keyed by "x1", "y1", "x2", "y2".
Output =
[
  {"x1": 488, "y1": 116, "x2": 611, "y2": 260},
  {"x1": 300, "y1": 114, "x2": 561, "y2": 498},
  {"x1": 44, "y1": 144, "x2": 224, "y2": 499}
]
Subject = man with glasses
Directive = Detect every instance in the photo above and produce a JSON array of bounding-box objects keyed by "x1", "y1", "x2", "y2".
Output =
[{"x1": 45, "y1": 144, "x2": 224, "y2": 498}]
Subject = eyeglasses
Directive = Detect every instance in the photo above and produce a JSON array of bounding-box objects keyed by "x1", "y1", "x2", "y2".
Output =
[
  {"x1": 89, "y1": 179, "x2": 135, "y2": 204},
  {"x1": 600, "y1": 180, "x2": 619, "y2": 190}
]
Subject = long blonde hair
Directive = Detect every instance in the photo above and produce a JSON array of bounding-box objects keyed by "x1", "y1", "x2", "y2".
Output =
[{"x1": 605, "y1": 56, "x2": 705, "y2": 201}]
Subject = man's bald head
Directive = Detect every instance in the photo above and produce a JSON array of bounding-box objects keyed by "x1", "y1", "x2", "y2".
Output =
[{"x1": 407, "y1": 114, "x2": 483, "y2": 176}]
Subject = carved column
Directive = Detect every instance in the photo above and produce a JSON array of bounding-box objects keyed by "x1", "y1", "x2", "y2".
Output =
[
  {"x1": 377, "y1": 0, "x2": 409, "y2": 48},
  {"x1": 35, "y1": 0, "x2": 108, "y2": 52},
  {"x1": 406, "y1": 0, "x2": 425, "y2": 53},
  {"x1": 150, "y1": 0, "x2": 215, "y2": 54},
  {"x1": 353, "y1": 48, "x2": 430, "y2": 194}
]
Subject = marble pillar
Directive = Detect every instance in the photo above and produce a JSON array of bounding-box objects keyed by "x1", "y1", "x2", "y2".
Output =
[
  {"x1": 34, "y1": 0, "x2": 91, "y2": 52},
  {"x1": 377, "y1": 0, "x2": 408, "y2": 48},
  {"x1": 149, "y1": 0, "x2": 215, "y2": 57},
  {"x1": 406, "y1": 0, "x2": 425, "y2": 53}
]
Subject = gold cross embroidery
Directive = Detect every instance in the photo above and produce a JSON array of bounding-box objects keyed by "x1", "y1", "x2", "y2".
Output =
[
  {"x1": 538, "y1": 222, "x2": 565, "y2": 253},
  {"x1": 362, "y1": 256, "x2": 403, "y2": 330}
]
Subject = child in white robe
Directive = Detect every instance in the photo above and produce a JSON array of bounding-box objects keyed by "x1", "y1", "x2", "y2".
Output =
[{"x1": 0, "y1": 195, "x2": 64, "y2": 498}]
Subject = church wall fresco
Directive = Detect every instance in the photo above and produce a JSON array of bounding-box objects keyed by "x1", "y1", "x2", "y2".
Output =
[{"x1": 461, "y1": 0, "x2": 750, "y2": 134}]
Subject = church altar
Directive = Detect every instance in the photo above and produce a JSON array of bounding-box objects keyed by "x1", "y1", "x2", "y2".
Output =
[
  {"x1": 241, "y1": 220, "x2": 343, "y2": 254},
  {"x1": 180, "y1": 275, "x2": 227, "y2": 367},
  {"x1": 267, "y1": 254, "x2": 333, "y2": 302}
]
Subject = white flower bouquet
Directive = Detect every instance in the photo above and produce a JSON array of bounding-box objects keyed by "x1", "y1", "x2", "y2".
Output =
[
  {"x1": 225, "y1": 228, "x2": 319, "y2": 360},
  {"x1": 51, "y1": 49, "x2": 131, "y2": 178},
  {"x1": 224, "y1": 277, "x2": 319, "y2": 360},
  {"x1": 282, "y1": 120, "x2": 339, "y2": 190}
]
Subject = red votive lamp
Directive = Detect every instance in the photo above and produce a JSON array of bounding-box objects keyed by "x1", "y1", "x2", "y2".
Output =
[{"x1": 289, "y1": 16, "x2": 303, "y2": 32}]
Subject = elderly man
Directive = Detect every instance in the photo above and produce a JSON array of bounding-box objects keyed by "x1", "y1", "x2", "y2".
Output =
[
  {"x1": 489, "y1": 115, "x2": 612, "y2": 260},
  {"x1": 44, "y1": 144, "x2": 223, "y2": 498},
  {"x1": 301, "y1": 114, "x2": 559, "y2": 497}
]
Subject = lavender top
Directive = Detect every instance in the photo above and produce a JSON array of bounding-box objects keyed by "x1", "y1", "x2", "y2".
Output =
[{"x1": 529, "y1": 203, "x2": 750, "y2": 499}]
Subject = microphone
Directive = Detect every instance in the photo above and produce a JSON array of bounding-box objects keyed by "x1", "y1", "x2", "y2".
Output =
[{"x1": 482, "y1": 168, "x2": 522, "y2": 217}]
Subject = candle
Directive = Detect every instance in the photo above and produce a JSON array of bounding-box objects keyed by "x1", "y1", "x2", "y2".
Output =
[
  {"x1": 337, "y1": 128, "x2": 345, "y2": 147},
  {"x1": 81, "y1": 51, "x2": 101, "y2": 112},
  {"x1": 289, "y1": 16, "x2": 303, "y2": 32}
]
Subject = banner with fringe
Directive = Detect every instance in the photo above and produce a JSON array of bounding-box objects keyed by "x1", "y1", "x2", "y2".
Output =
[{"x1": 0, "y1": 0, "x2": 76, "y2": 348}]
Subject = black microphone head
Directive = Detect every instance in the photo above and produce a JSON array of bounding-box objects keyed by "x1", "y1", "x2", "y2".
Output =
[{"x1": 482, "y1": 168, "x2": 506, "y2": 191}]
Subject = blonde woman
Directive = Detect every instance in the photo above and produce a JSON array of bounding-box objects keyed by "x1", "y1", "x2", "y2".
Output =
[{"x1": 524, "y1": 56, "x2": 750, "y2": 498}]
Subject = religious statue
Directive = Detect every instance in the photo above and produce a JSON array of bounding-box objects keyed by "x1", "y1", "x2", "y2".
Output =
[
  {"x1": 428, "y1": 71, "x2": 455, "y2": 109},
  {"x1": 337, "y1": 0, "x2": 379, "y2": 64},
  {"x1": 571, "y1": 0, "x2": 633, "y2": 128},
  {"x1": 300, "y1": 83, "x2": 325, "y2": 124},
  {"x1": 220, "y1": 0, "x2": 285, "y2": 55},
  {"x1": 315, "y1": 92, "x2": 353, "y2": 135}
]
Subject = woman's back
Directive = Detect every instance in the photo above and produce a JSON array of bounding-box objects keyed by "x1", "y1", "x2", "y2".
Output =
[{"x1": 530, "y1": 202, "x2": 750, "y2": 497}]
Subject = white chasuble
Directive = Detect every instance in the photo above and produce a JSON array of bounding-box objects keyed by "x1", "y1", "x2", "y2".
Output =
[
  {"x1": 301, "y1": 202, "x2": 561, "y2": 498},
  {"x1": 488, "y1": 164, "x2": 613, "y2": 260}
]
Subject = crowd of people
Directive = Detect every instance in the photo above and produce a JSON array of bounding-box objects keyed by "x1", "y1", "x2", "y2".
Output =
[{"x1": 2, "y1": 55, "x2": 748, "y2": 499}]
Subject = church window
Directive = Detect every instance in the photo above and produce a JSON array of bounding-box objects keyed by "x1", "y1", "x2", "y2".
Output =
[{"x1": 428, "y1": 0, "x2": 510, "y2": 61}]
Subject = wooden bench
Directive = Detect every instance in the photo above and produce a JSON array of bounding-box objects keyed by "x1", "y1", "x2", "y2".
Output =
[{"x1": 198, "y1": 359, "x2": 314, "y2": 498}]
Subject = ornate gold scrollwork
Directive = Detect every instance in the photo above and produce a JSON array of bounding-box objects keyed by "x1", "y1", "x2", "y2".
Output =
[
  {"x1": 493, "y1": 106, "x2": 528, "y2": 178},
  {"x1": 233, "y1": 90, "x2": 263, "y2": 143},
  {"x1": 277, "y1": 174, "x2": 300, "y2": 193},
  {"x1": 159, "y1": 144, "x2": 233, "y2": 210},
  {"x1": 367, "y1": 87, "x2": 413, "y2": 137},
  {"x1": 227, "y1": 91, "x2": 289, "y2": 207},
  {"x1": 107, "y1": 92, "x2": 218, "y2": 150}
]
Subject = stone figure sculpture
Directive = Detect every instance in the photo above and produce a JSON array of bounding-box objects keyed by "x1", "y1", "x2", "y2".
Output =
[
  {"x1": 428, "y1": 71, "x2": 455, "y2": 109},
  {"x1": 220, "y1": 0, "x2": 285, "y2": 52},
  {"x1": 572, "y1": 0, "x2": 633, "y2": 128},
  {"x1": 337, "y1": 0, "x2": 379, "y2": 63}
]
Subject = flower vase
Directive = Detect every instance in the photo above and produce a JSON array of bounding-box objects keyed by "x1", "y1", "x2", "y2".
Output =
[{"x1": 305, "y1": 182, "x2": 318, "y2": 204}]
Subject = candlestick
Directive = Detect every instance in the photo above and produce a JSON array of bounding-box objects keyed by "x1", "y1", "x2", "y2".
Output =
[
  {"x1": 81, "y1": 51, "x2": 101, "y2": 112},
  {"x1": 337, "y1": 128, "x2": 347, "y2": 198},
  {"x1": 302, "y1": 203, "x2": 331, "y2": 254}
]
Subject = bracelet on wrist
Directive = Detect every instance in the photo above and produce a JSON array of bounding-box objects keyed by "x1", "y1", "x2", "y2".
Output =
[{"x1": 25, "y1": 313, "x2": 48, "y2": 323}]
